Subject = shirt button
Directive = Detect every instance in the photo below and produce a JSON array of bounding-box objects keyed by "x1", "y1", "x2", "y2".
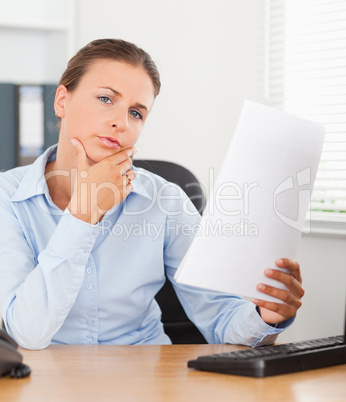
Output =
[
  {"x1": 86, "y1": 267, "x2": 92, "y2": 274},
  {"x1": 86, "y1": 336, "x2": 93, "y2": 342},
  {"x1": 86, "y1": 283, "x2": 93, "y2": 290},
  {"x1": 86, "y1": 319, "x2": 93, "y2": 326}
]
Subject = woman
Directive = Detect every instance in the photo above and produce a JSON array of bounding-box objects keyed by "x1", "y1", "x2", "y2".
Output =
[{"x1": 0, "y1": 39, "x2": 304, "y2": 349}]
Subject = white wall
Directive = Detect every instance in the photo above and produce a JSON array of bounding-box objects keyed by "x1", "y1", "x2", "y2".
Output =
[
  {"x1": 280, "y1": 233, "x2": 346, "y2": 343},
  {"x1": 76, "y1": 0, "x2": 346, "y2": 343},
  {"x1": 76, "y1": 0, "x2": 265, "y2": 193}
]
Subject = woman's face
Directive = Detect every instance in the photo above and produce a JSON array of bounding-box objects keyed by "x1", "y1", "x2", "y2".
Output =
[{"x1": 56, "y1": 59, "x2": 155, "y2": 164}]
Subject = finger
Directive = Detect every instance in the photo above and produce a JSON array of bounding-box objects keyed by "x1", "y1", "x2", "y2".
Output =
[
  {"x1": 276, "y1": 258, "x2": 302, "y2": 283},
  {"x1": 107, "y1": 146, "x2": 137, "y2": 166},
  {"x1": 117, "y1": 159, "x2": 134, "y2": 177},
  {"x1": 265, "y1": 268, "x2": 305, "y2": 298},
  {"x1": 124, "y1": 170, "x2": 136, "y2": 182},
  {"x1": 121, "y1": 174, "x2": 134, "y2": 195},
  {"x1": 71, "y1": 138, "x2": 89, "y2": 169},
  {"x1": 121, "y1": 170, "x2": 135, "y2": 186},
  {"x1": 122, "y1": 174, "x2": 129, "y2": 188},
  {"x1": 125, "y1": 180, "x2": 133, "y2": 196},
  {"x1": 252, "y1": 297, "x2": 297, "y2": 320},
  {"x1": 101, "y1": 148, "x2": 135, "y2": 176},
  {"x1": 257, "y1": 283, "x2": 303, "y2": 309}
]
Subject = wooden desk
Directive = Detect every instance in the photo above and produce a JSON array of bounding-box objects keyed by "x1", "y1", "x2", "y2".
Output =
[{"x1": 1, "y1": 344, "x2": 346, "y2": 401}]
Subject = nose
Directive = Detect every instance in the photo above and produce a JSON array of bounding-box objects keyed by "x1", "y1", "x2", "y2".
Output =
[{"x1": 111, "y1": 107, "x2": 128, "y2": 132}]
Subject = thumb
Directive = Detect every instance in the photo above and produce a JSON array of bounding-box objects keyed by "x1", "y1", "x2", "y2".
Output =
[{"x1": 70, "y1": 138, "x2": 89, "y2": 169}]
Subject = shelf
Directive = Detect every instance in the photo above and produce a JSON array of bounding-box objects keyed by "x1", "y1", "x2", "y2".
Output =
[
  {"x1": 0, "y1": 19, "x2": 68, "y2": 31},
  {"x1": 0, "y1": 0, "x2": 76, "y2": 84}
]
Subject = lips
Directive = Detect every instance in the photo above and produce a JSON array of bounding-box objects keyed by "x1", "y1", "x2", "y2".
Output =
[{"x1": 98, "y1": 136, "x2": 120, "y2": 149}]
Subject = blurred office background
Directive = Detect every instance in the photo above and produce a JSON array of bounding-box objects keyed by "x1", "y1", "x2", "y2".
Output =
[{"x1": 0, "y1": 0, "x2": 345, "y2": 343}]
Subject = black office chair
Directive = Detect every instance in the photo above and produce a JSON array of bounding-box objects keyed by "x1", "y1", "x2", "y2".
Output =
[{"x1": 133, "y1": 160, "x2": 207, "y2": 344}]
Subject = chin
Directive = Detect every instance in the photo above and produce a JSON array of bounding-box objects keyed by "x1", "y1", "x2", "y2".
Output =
[{"x1": 86, "y1": 148, "x2": 119, "y2": 165}]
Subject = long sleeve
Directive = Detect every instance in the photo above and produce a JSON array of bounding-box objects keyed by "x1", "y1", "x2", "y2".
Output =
[
  {"x1": 0, "y1": 200, "x2": 101, "y2": 349},
  {"x1": 168, "y1": 275, "x2": 293, "y2": 347}
]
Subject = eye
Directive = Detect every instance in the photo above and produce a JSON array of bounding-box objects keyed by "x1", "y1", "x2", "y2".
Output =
[
  {"x1": 129, "y1": 110, "x2": 143, "y2": 120},
  {"x1": 98, "y1": 96, "x2": 112, "y2": 104}
]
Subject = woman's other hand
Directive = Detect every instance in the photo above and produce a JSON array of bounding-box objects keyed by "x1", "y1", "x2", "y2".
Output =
[{"x1": 253, "y1": 258, "x2": 304, "y2": 325}]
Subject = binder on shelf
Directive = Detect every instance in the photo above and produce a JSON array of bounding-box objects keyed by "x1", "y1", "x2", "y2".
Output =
[
  {"x1": 0, "y1": 83, "x2": 59, "y2": 170},
  {"x1": 17, "y1": 85, "x2": 45, "y2": 166},
  {"x1": 18, "y1": 84, "x2": 59, "y2": 165},
  {"x1": 43, "y1": 84, "x2": 59, "y2": 149},
  {"x1": 0, "y1": 83, "x2": 18, "y2": 171}
]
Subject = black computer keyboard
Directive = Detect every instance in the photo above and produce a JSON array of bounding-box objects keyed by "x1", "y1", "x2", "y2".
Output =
[{"x1": 188, "y1": 335, "x2": 346, "y2": 377}]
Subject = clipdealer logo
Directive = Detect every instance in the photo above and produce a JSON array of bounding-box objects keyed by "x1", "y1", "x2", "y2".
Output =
[
  {"x1": 36, "y1": 165, "x2": 313, "y2": 235},
  {"x1": 273, "y1": 167, "x2": 311, "y2": 233}
]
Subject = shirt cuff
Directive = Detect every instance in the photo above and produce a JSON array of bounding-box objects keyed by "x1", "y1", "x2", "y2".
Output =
[
  {"x1": 252, "y1": 304, "x2": 295, "y2": 347},
  {"x1": 224, "y1": 302, "x2": 295, "y2": 348}
]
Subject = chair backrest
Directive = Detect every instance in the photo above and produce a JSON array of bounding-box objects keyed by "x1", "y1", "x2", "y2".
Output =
[{"x1": 133, "y1": 160, "x2": 207, "y2": 344}]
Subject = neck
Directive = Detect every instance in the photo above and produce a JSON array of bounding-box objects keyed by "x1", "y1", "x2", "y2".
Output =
[{"x1": 45, "y1": 136, "x2": 78, "y2": 210}]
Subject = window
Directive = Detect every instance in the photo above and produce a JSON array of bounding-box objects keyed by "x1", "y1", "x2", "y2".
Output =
[{"x1": 266, "y1": 0, "x2": 346, "y2": 224}]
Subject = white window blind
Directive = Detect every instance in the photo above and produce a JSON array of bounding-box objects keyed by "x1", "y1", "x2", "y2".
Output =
[{"x1": 266, "y1": 0, "x2": 346, "y2": 223}]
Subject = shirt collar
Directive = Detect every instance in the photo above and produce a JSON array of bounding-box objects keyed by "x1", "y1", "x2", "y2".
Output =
[
  {"x1": 131, "y1": 166, "x2": 153, "y2": 201},
  {"x1": 10, "y1": 145, "x2": 58, "y2": 202},
  {"x1": 10, "y1": 145, "x2": 152, "y2": 202}
]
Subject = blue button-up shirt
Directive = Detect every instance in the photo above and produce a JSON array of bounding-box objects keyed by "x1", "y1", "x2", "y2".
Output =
[{"x1": 0, "y1": 146, "x2": 291, "y2": 349}]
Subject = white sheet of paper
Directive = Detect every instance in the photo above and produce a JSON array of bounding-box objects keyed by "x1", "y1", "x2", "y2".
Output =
[{"x1": 174, "y1": 100, "x2": 325, "y2": 302}]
